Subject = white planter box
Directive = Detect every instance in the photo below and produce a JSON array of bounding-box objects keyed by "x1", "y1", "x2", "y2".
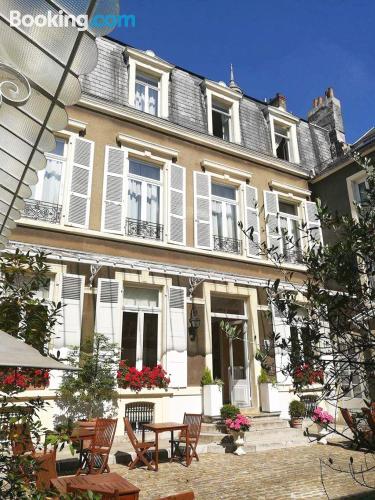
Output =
[
  {"x1": 260, "y1": 383, "x2": 280, "y2": 412},
  {"x1": 203, "y1": 384, "x2": 223, "y2": 417}
]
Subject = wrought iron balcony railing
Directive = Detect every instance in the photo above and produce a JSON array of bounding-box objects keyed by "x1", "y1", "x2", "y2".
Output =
[
  {"x1": 125, "y1": 218, "x2": 164, "y2": 241},
  {"x1": 23, "y1": 199, "x2": 62, "y2": 224},
  {"x1": 283, "y1": 247, "x2": 304, "y2": 264},
  {"x1": 213, "y1": 235, "x2": 242, "y2": 254}
]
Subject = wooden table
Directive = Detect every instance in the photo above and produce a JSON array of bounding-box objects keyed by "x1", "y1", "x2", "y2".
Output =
[
  {"x1": 142, "y1": 422, "x2": 189, "y2": 471},
  {"x1": 71, "y1": 425, "x2": 95, "y2": 471},
  {"x1": 51, "y1": 472, "x2": 140, "y2": 499}
]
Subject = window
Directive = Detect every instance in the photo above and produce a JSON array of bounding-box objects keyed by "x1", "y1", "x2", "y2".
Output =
[
  {"x1": 126, "y1": 159, "x2": 163, "y2": 240},
  {"x1": 25, "y1": 139, "x2": 66, "y2": 224},
  {"x1": 274, "y1": 123, "x2": 290, "y2": 161},
  {"x1": 355, "y1": 180, "x2": 369, "y2": 204},
  {"x1": 279, "y1": 201, "x2": 302, "y2": 263},
  {"x1": 122, "y1": 287, "x2": 160, "y2": 369},
  {"x1": 135, "y1": 71, "x2": 160, "y2": 116},
  {"x1": 212, "y1": 100, "x2": 231, "y2": 141},
  {"x1": 211, "y1": 182, "x2": 240, "y2": 253}
]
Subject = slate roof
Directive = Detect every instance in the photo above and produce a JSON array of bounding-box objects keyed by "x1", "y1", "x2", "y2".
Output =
[{"x1": 81, "y1": 37, "x2": 333, "y2": 173}]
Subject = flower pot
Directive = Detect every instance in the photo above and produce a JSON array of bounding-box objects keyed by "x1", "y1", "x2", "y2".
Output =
[
  {"x1": 203, "y1": 384, "x2": 223, "y2": 417},
  {"x1": 230, "y1": 430, "x2": 246, "y2": 455},
  {"x1": 289, "y1": 417, "x2": 303, "y2": 428},
  {"x1": 259, "y1": 383, "x2": 280, "y2": 412},
  {"x1": 316, "y1": 423, "x2": 329, "y2": 444}
]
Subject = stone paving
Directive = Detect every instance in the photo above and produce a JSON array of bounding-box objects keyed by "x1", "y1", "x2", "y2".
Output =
[{"x1": 111, "y1": 445, "x2": 375, "y2": 499}]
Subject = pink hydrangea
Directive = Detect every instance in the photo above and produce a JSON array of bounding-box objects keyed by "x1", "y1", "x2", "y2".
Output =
[
  {"x1": 225, "y1": 414, "x2": 252, "y2": 432},
  {"x1": 311, "y1": 406, "x2": 334, "y2": 424}
]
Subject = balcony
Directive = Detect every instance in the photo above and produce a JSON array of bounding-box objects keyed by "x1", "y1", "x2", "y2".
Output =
[
  {"x1": 23, "y1": 200, "x2": 62, "y2": 224},
  {"x1": 213, "y1": 235, "x2": 242, "y2": 254},
  {"x1": 283, "y1": 247, "x2": 304, "y2": 264},
  {"x1": 125, "y1": 218, "x2": 164, "y2": 241}
]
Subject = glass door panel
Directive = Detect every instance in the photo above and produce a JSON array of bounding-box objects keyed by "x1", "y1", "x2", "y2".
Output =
[
  {"x1": 122, "y1": 312, "x2": 138, "y2": 366},
  {"x1": 143, "y1": 313, "x2": 158, "y2": 367}
]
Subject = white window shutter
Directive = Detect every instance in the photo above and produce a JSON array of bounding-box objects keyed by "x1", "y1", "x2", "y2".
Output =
[
  {"x1": 244, "y1": 185, "x2": 260, "y2": 257},
  {"x1": 102, "y1": 146, "x2": 128, "y2": 234},
  {"x1": 304, "y1": 201, "x2": 323, "y2": 248},
  {"x1": 264, "y1": 191, "x2": 281, "y2": 255},
  {"x1": 57, "y1": 274, "x2": 84, "y2": 348},
  {"x1": 67, "y1": 137, "x2": 94, "y2": 227},
  {"x1": 194, "y1": 171, "x2": 212, "y2": 249},
  {"x1": 95, "y1": 278, "x2": 122, "y2": 345},
  {"x1": 168, "y1": 163, "x2": 186, "y2": 245},
  {"x1": 166, "y1": 286, "x2": 187, "y2": 388},
  {"x1": 271, "y1": 303, "x2": 292, "y2": 384}
]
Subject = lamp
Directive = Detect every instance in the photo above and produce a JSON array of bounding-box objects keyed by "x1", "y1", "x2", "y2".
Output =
[{"x1": 189, "y1": 305, "x2": 201, "y2": 341}]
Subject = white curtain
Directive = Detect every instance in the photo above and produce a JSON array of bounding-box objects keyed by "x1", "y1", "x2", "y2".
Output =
[
  {"x1": 212, "y1": 200, "x2": 222, "y2": 237},
  {"x1": 148, "y1": 88, "x2": 158, "y2": 116},
  {"x1": 226, "y1": 203, "x2": 237, "y2": 239},
  {"x1": 41, "y1": 158, "x2": 62, "y2": 204},
  {"x1": 146, "y1": 183, "x2": 160, "y2": 223},
  {"x1": 135, "y1": 83, "x2": 145, "y2": 111},
  {"x1": 128, "y1": 179, "x2": 142, "y2": 219}
]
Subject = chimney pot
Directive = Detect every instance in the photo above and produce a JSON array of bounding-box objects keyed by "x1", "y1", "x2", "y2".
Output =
[
  {"x1": 325, "y1": 87, "x2": 334, "y2": 98},
  {"x1": 270, "y1": 93, "x2": 287, "y2": 110},
  {"x1": 318, "y1": 96, "x2": 324, "y2": 106},
  {"x1": 312, "y1": 98, "x2": 318, "y2": 108}
]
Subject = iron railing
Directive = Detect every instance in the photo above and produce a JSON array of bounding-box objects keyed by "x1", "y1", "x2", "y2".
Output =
[
  {"x1": 125, "y1": 402, "x2": 155, "y2": 434},
  {"x1": 213, "y1": 235, "x2": 242, "y2": 254},
  {"x1": 125, "y1": 218, "x2": 163, "y2": 241},
  {"x1": 283, "y1": 247, "x2": 304, "y2": 264},
  {"x1": 23, "y1": 199, "x2": 62, "y2": 224}
]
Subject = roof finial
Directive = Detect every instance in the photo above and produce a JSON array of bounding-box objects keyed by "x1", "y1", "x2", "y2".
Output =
[{"x1": 228, "y1": 63, "x2": 242, "y2": 93}]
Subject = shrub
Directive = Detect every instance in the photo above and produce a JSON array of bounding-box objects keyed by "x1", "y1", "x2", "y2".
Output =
[
  {"x1": 201, "y1": 367, "x2": 213, "y2": 385},
  {"x1": 289, "y1": 399, "x2": 306, "y2": 418},
  {"x1": 220, "y1": 404, "x2": 240, "y2": 420},
  {"x1": 258, "y1": 368, "x2": 276, "y2": 385}
]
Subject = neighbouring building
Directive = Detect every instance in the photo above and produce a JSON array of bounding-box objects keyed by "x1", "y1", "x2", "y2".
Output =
[{"x1": 8, "y1": 37, "x2": 349, "y2": 431}]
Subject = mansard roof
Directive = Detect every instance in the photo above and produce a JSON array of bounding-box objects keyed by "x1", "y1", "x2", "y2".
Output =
[{"x1": 81, "y1": 37, "x2": 333, "y2": 173}]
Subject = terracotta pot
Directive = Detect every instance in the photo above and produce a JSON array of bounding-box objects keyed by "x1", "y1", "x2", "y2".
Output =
[{"x1": 290, "y1": 417, "x2": 303, "y2": 428}]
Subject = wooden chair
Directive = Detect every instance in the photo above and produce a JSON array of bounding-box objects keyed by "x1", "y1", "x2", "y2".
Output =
[
  {"x1": 171, "y1": 413, "x2": 202, "y2": 465},
  {"x1": 158, "y1": 492, "x2": 195, "y2": 500},
  {"x1": 340, "y1": 407, "x2": 373, "y2": 448},
  {"x1": 124, "y1": 417, "x2": 156, "y2": 471},
  {"x1": 76, "y1": 418, "x2": 117, "y2": 475},
  {"x1": 362, "y1": 407, "x2": 375, "y2": 433},
  {"x1": 35, "y1": 451, "x2": 58, "y2": 491}
]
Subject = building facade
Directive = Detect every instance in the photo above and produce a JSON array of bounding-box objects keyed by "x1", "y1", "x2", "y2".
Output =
[{"x1": 9, "y1": 37, "x2": 344, "y2": 428}]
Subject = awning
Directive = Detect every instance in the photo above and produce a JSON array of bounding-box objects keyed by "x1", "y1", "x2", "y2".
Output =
[
  {"x1": 0, "y1": 331, "x2": 78, "y2": 370},
  {"x1": 0, "y1": 0, "x2": 119, "y2": 248}
]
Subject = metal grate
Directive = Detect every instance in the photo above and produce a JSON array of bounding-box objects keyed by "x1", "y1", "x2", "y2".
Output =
[
  {"x1": 125, "y1": 402, "x2": 154, "y2": 434},
  {"x1": 23, "y1": 199, "x2": 62, "y2": 224},
  {"x1": 300, "y1": 394, "x2": 319, "y2": 417},
  {"x1": 283, "y1": 247, "x2": 304, "y2": 264},
  {"x1": 213, "y1": 235, "x2": 241, "y2": 254},
  {"x1": 125, "y1": 218, "x2": 163, "y2": 241}
]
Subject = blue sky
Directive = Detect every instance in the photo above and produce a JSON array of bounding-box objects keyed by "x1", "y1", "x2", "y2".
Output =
[{"x1": 111, "y1": 0, "x2": 374, "y2": 143}]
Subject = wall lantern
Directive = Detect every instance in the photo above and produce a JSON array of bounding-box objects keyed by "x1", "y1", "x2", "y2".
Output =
[{"x1": 188, "y1": 305, "x2": 201, "y2": 341}]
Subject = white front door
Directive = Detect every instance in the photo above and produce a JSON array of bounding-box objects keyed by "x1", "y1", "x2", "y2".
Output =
[{"x1": 229, "y1": 321, "x2": 251, "y2": 407}]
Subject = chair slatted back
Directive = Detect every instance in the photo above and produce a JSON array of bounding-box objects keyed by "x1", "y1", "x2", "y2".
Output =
[
  {"x1": 91, "y1": 418, "x2": 117, "y2": 451},
  {"x1": 124, "y1": 417, "x2": 139, "y2": 448},
  {"x1": 35, "y1": 451, "x2": 57, "y2": 491},
  {"x1": 11, "y1": 423, "x2": 35, "y2": 456},
  {"x1": 340, "y1": 408, "x2": 356, "y2": 431},
  {"x1": 125, "y1": 402, "x2": 154, "y2": 434},
  {"x1": 183, "y1": 413, "x2": 202, "y2": 440}
]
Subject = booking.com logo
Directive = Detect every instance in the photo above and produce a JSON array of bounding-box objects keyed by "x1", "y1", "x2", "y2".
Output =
[{"x1": 9, "y1": 10, "x2": 136, "y2": 31}]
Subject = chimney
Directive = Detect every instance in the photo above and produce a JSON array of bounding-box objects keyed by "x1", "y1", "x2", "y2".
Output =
[
  {"x1": 308, "y1": 87, "x2": 346, "y2": 158},
  {"x1": 269, "y1": 93, "x2": 287, "y2": 110}
]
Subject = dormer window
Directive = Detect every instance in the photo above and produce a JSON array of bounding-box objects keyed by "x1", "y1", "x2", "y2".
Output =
[
  {"x1": 274, "y1": 123, "x2": 291, "y2": 161},
  {"x1": 135, "y1": 72, "x2": 160, "y2": 116},
  {"x1": 212, "y1": 100, "x2": 231, "y2": 141}
]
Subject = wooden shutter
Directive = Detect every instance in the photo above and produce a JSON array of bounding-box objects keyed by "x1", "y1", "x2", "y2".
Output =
[
  {"x1": 67, "y1": 137, "x2": 94, "y2": 227},
  {"x1": 194, "y1": 171, "x2": 212, "y2": 249},
  {"x1": 166, "y1": 286, "x2": 187, "y2": 388},
  {"x1": 271, "y1": 303, "x2": 292, "y2": 384},
  {"x1": 102, "y1": 146, "x2": 128, "y2": 234},
  {"x1": 95, "y1": 278, "x2": 122, "y2": 345},
  {"x1": 244, "y1": 185, "x2": 260, "y2": 257},
  {"x1": 264, "y1": 191, "x2": 281, "y2": 254},
  {"x1": 304, "y1": 201, "x2": 323, "y2": 248},
  {"x1": 168, "y1": 163, "x2": 186, "y2": 245},
  {"x1": 57, "y1": 274, "x2": 84, "y2": 348}
]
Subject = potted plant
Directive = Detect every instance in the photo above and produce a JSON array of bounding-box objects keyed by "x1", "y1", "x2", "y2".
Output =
[
  {"x1": 220, "y1": 404, "x2": 240, "y2": 421},
  {"x1": 289, "y1": 399, "x2": 306, "y2": 428},
  {"x1": 311, "y1": 406, "x2": 334, "y2": 444},
  {"x1": 258, "y1": 368, "x2": 279, "y2": 412},
  {"x1": 225, "y1": 414, "x2": 252, "y2": 455},
  {"x1": 201, "y1": 368, "x2": 223, "y2": 417}
]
